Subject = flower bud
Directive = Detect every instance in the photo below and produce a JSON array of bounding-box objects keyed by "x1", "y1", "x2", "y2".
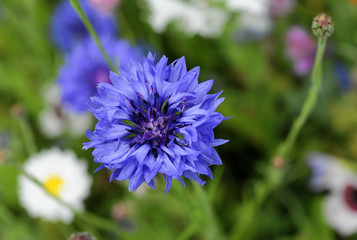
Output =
[
  {"x1": 312, "y1": 13, "x2": 334, "y2": 39},
  {"x1": 272, "y1": 156, "x2": 285, "y2": 168},
  {"x1": 10, "y1": 103, "x2": 24, "y2": 117}
]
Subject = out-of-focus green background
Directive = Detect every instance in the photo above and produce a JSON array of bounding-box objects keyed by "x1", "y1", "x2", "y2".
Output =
[{"x1": 1, "y1": 0, "x2": 357, "y2": 239}]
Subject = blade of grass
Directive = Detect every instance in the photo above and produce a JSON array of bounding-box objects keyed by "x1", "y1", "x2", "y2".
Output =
[{"x1": 68, "y1": 0, "x2": 116, "y2": 73}]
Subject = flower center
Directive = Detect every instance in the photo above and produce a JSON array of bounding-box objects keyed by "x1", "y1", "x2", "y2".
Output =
[
  {"x1": 124, "y1": 97, "x2": 189, "y2": 153},
  {"x1": 125, "y1": 102, "x2": 188, "y2": 150},
  {"x1": 142, "y1": 114, "x2": 172, "y2": 146},
  {"x1": 343, "y1": 185, "x2": 357, "y2": 212},
  {"x1": 43, "y1": 175, "x2": 63, "y2": 197},
  {"x1": 133, "y1": 107, "x2": 177, "y2": 147}
]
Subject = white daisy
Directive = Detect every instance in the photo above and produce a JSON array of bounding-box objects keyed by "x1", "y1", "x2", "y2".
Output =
[
  {"x1": 39, "y1": 85, "x2": 92, "y2": 138},
  {"x1": 307, "y1": 152, "x2": 357, "y2": 236},
  {"x1": 145, "y1": 0, "x2": 229, "y2": 37},
  {"x1": 18, "y1": 148, "x2": 92, "y2": 223}
]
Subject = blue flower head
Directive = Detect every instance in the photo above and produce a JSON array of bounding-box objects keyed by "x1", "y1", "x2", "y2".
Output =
[
  {"x1": 84, "y1": 53, "x2": 228, "y2": 193},
  {"x1": 57, "y1": 37, "x2": 142, "y2": 113},
  {"x1": 51, "y1": 0, "x2": 116, "y2": 51}
]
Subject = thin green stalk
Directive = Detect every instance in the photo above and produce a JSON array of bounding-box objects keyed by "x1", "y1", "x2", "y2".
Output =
[
  {"x1": 277, "y1": 37, "x2": 327, "y2": 159},
  {"x1": 69, "y1": 0, "x2": 116, "y2": 72},
  {"x1": 13, "y1": 112, "x2": 37, "y2": 156},
  {"x1": 230, "y1": 34, "x2": 329, "y2": 240}
]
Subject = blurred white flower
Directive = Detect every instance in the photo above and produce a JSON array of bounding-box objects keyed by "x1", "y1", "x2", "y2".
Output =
[
  {"x1": 239, "y1": 12, "x2": 272, "y2": 36},
  {"x1": 226, "y1": 0, "x2": 270, "y2": 15},
  {"x1": 324, "y1": 186, "x2": 357, "y2": 237},
  {"x1": 18, "y1": 148, "x2": 92, "y2": 223},
  {"x1": 39, "y1": 85, "x2": 92, "y2": 138},
  {"x1": 225, "y1": 0, "x2": 272, "y2": 39},
  {"x1": 306, "y1": 152, "x2": 354, "y2": 192},
  {"x1": 145, "y1": 0, "x2": 229, "y2": 37},
  {"x1": 307, "y1": 152, "x2": 357, "y2": 236}
]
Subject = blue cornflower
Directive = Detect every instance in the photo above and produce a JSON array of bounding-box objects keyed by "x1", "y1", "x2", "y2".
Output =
[
  {"x1": 57, "y1": 37, "x2": 142, "y2": 113},
  {"x1": 84, "y1": 53, "x2": 228, "y2": 193},
  {"x1": 51, "y1": 0, "x2": 116, "y2": 52}
]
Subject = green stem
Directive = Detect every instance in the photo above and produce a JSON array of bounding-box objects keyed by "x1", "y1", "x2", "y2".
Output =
[
  {"x1": 13, "y1": 113, "x2": 37, "y2": 156},
  {"x1": 277, "y1": 38, "x2": 327, "y2": 159},
  {"x1": 230, "y1": 37, "x2": 327, "y2": 240},
  {"x1": 69, "y1": 0, "x2": 116, "y2": 72}
]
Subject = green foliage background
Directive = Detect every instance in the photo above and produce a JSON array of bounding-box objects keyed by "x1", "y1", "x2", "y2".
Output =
[{"x1": 0, "y1": 0, "x2": 357, "y2": 239}]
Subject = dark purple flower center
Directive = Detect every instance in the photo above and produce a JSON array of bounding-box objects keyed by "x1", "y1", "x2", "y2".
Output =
[
  {"x1": 131, "y1": 107, "x2": 178, "y2": 147},
  {"x1": 343, "y1": 185, "x2": 357, "y2": 212},
  {"x1": 122, "y1": 93, "x2": 191, "y2": 158}
]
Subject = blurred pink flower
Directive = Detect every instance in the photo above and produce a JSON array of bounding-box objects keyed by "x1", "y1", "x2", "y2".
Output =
[
  {"x1": 89, "y1": 0, "x2": 121, "y2": 15},
  {"x1": 285, "y1": 26, "x2": 316, "y2": 76}
]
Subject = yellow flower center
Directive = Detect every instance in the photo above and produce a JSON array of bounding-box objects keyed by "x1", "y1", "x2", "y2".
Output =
[{"x1": 43, "y1": 175, "x2": 63, "y2": 197}]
